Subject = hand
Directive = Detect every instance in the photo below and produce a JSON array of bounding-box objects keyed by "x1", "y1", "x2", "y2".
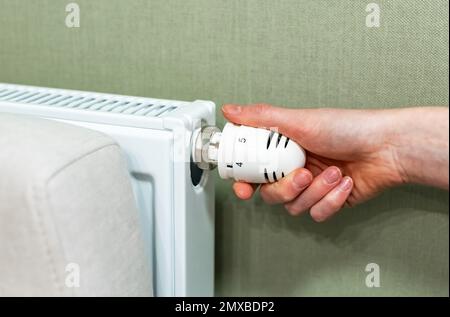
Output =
[{"x1": 222, "y1": 104, "x2": 449, "y2": 222}]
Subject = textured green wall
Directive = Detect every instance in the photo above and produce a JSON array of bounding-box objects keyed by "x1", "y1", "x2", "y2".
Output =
[{"x1": 0, "y1": 0, "x2": 448, "y2": 296}]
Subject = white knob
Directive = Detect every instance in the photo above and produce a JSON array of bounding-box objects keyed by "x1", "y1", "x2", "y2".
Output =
[{"x1": 216, "y1": 123, "x2": 306, "y2": 183}]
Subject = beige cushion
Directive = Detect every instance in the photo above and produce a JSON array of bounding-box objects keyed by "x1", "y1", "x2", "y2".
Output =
[{"x1": 0, "y1": 113, "x2": 152, "y2": 296}]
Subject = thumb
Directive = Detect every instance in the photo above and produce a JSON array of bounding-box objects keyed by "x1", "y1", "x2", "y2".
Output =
[{"x1": 222, "y1": 104, "x2": 305, "y2": 140}]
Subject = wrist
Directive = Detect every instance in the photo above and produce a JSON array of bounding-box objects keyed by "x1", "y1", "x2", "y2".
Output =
[
  {"x1": 386, "y1": 107, "x2": 449, "y2": 189},
  {"x1": 375, "y1": 109, "x2": 411, "y2": 186}
]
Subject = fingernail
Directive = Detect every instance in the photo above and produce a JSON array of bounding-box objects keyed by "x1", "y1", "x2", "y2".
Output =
[
  {"x1": 222, "y1": 105, "x2": 242, "y2": 115},
  {"x1": 293, "y1": 172, "x2": 312, "y2": 189},
  {"x1": 339, "y1": 177, "x2": 353, "y2": 191},
  {"x1": 324, "y1": 167, "x2": 341, "y2": 184}
]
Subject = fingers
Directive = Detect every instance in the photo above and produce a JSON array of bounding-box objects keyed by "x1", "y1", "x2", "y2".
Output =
[
  {"x1": 233, "y1": 165, "x2": 354, "y2": 223},
  {"x1": 284, "y1": 166, "x2": 342, "y2": 216},
  {"x1": 222, "y1": 104, "x2": 304, "y2": 140},
  {"x1": 259, "y1": 168, "x2": 312, "y2": 204},
  {"x1": 233, "y1": 182, "x2": 258, "y2": 200},
  {"x1": 232, "y1": 168, "x2": 312, "y2": 203},
  {"x1": 309, "y1": 177, "x2": 353, "y2": 222}
]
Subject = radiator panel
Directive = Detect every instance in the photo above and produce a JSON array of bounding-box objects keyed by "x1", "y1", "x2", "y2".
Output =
[
  {"x1": 0, "y1": 83, "x2": 215, "y2": 297},
  {"x1": 0, "y1": 84, "x2": 182, "y2": 117}
]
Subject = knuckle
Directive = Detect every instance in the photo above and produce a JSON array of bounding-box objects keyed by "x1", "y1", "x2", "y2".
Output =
[
  {"x1": 310, "y1": 202, "x2": 341, "y2": 222},
  {"x1": 312, "y1": 214, "x2": 327, "y2": 223},
  {"x1": 261, "y1": 183, "x2": 294, "y2": 204},
  {"x1": 327, "y1": 199, "x2": 342, "y2": 212},
  {"x1": 274, "y1": 179, "x2": 297, "y2": 202},
  {"x1": 279, "y1": 190, "x2": 296, "y2": 203},
  {"x1": 328, "y1": 199, "x2": 342, "y2": 211},
  {"x1": 285, "y1": 204, "x2": 303, "y2": 216},
  {"x1": 310, "y1": 207, "x2": 326, "y2": 222}
]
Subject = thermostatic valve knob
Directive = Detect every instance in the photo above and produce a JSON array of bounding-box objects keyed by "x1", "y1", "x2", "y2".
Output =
[
  {"x1": 193, "y1": 122, "x2": 306, "y2": 183},
  {"x1": 217, "y1": 123, "x2": 306, "y2": 183}
]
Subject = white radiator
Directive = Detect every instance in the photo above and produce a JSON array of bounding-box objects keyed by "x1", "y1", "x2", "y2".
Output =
[{"x1": 0, "y1": 83, "x2": 215, "y2": 297}]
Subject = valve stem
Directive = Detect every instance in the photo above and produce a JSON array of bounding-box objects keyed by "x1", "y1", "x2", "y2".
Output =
[{"x1": 192, "y1": 126, "x2": 221, "y2": 170}]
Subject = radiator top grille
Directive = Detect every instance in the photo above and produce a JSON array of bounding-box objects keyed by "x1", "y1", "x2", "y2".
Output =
[{"x1": 0, "y1": 85, "x2": 179, "y2": 117}]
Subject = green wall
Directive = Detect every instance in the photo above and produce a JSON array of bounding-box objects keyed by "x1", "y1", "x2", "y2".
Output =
[{"x1": 0, "y1": 0, "x2": 448, "y2": 296}]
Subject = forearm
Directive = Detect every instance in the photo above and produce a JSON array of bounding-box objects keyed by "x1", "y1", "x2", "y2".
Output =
[{"x1": 390, "y1": 107, "x2": 449, "y2": 189}]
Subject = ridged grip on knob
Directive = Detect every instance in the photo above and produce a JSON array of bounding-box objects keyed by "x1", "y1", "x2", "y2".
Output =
[{"x1": 217, "y1": 123, "x2": 306, "y2": 183}]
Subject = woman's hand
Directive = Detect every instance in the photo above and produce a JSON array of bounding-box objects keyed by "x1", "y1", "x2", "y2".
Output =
[{"x1": 222, "y1": 104, "x2": 449, "y2": 222}]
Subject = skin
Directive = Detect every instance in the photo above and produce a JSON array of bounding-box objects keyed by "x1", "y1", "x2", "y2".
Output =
[{"x1": 222, "y1": 104, "x2": 449, "y2": 222}]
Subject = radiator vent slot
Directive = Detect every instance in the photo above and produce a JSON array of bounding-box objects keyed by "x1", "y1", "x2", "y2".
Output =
[{"x1": 0, "y1": 86, "x2": 179, "y2": 117}]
